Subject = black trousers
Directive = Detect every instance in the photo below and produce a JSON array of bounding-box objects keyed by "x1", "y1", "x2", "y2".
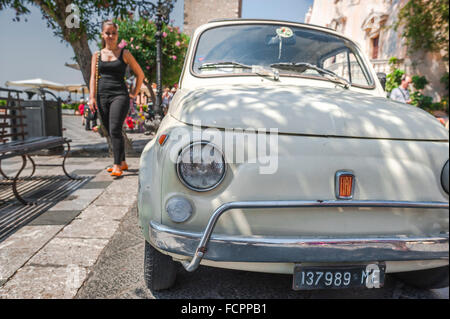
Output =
[{"x1": 97, "y1": 94, "x2": 130, "y2": 165}]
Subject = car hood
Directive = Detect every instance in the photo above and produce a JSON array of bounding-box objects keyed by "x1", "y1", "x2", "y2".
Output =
[{"x1": 170, "y1": 85, "x2": 449, "y2": 140}]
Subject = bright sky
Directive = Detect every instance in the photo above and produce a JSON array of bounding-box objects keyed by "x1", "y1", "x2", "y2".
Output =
[{"x1": 0, "y1": 0, "x2": 313, "y2": 97}]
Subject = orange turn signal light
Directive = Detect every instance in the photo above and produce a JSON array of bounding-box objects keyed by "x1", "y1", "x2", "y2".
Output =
[
  {"x1": 339, "y1": 175, "x2": 353, "y2": 198},
  {"x1": 158, "y1": 134, "x2": 168, "y2": 145}
]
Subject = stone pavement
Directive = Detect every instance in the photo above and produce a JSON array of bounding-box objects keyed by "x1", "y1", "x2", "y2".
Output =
[
  {"x1": 0, "y1": 154, "x2": 140, "y2": 298},
  {"x1": 62, "y1": 114, "x2": 152, "y2": 155},
  {"x1": 0, "y1": 112, "x2": 151, "y2": 298}
]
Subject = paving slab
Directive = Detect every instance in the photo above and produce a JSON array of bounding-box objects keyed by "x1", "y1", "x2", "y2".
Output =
[
  {"x1": 94, "y1": 192, "x2": 137, "y2": 207},
  {"x1": 49, "y1": 188, "x2": 104, "y2": 211},
  {"x1": 0, "y1": 225, "x2": 63, "y2": 250},
  {"x1": 104, "y1": 177, "x2": 139, "y2": 194},
  {"x1": 0, "y1": 265, "x2": 88, "y2": 299},
  {"x1": 58, "y1": 217, "x2": 121, "y2": 240},
  {"x1": 28, "y1": 210, "x2": 82, "y2": 226},
  {"x1": 28, "y1": 237, "x2": 109, "y2": 267},
  {"x1": 0, "y1": 225, "x2": 64, "y2": 284},
  {"x1": 80, "y1": 205, "x2": 131, "y2": 222}
]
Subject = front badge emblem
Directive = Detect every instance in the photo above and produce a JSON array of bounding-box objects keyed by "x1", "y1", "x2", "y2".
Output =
[{"x1": 335, "y1": 171, "x2": 355, "y2": 200}]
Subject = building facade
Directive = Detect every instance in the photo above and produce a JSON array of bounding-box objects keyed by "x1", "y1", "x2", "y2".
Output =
[
  {"x1": 183, "y1": 0, "x2": 242, "y2": 37},
  {"x1": 305, "y1": 0, "x2": 448, "y2": 101}
]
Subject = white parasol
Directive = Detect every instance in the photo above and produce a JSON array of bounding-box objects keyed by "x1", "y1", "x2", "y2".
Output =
[
  {"x1": 5, "y1": 78, "x2": 67, "y2": 91},
  {"x1": 65, "y1": 84, "x2": 89, "y2": 94}
]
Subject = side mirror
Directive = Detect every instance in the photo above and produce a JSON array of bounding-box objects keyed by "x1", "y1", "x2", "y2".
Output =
[{"x1": 377, "y1": 72, "x2": 387, "y2": 91}]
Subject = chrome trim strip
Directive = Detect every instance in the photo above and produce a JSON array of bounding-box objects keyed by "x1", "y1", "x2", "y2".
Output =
[
  {"x1": 148, "y1": 199, "x2": 449, "y2": 272},
  {"x1": 150, "y1": 220, "x2": 449, "y2": 263}
]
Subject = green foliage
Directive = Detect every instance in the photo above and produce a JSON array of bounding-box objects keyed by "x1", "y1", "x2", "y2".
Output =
[
  {"x1": 439, "y1": 72, "x2": 449, "y2": 113},
  {"x1": 61, "y1": 103, "x2": 79, "y2": 110},
  {"x1": 386, "y1": 57, "x2": 448, "y2": 112},
  {"x1": 388, "y1": 56, "x2": 400, "y2": 65},
  {"x1": 385, "y1": 57, "x2": 404, "y2": 93},
  {"x1": 441, "y1": 72, "x2": 449, "y2": 90},
  {"x1": 0, "y1": 100, "x2": 6, "y2": 106},
  {"x1": 410, "y1": 91, "x2": 433, "y2": 109},
  {"x1": 395, "y1": 0, "x2": 449, "y2": 60},
  {"x1": 0, "y1": 1, "x2": 177, "y2": 43},
  {"x1": 114, "y1": 17, "x2": 189, "y2": 86},
  {"x1": 412, "y1": 75, "x2": 429, "y2": 90},
  {"x1": 386, "y1": 69, "x2": 404, "y2": 93}
]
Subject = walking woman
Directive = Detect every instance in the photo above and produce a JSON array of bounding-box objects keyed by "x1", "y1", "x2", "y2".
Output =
[{"x1": 89, "y1": 20, "x2": 145, "y2": 177}]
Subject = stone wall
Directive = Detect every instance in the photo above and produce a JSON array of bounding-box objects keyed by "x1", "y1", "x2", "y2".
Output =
[
  {"x1": 183, "y1": 0, "x2": 242, "y2": 37},
  {"x1": 306, "y1": 0, "x2": 448, "y2": 101}
]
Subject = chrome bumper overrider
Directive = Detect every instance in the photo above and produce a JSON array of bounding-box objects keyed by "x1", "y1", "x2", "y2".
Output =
[{"x1": 148, "y1": 200, "x2": 449, "y2": 272}]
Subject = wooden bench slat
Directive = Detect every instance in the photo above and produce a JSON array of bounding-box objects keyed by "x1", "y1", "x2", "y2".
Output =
[{"x1": 0, "y1": 137, "x2": 67, "y2": 156}]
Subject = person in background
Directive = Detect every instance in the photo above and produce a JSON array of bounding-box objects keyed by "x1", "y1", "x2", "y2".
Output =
[
  {"x1": 162, "y1": 86, "x2": 172, "y2": 108},
  {"x1": 83, "y1": 103, "x2": 91, "y2": 130},
  {"x1": 85, "y1": 102, "x2": 98, "y2": 130},
  {"x1": 390, "y1": 74, "x2": 413, "y2": 104},
  {"x1": 78, "y1": 99, "x2": 86, "y2": 126}
]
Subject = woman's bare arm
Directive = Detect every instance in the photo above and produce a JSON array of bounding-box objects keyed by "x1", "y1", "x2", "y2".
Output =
[
  {"x1": 89, "y1": 51, "x2": 98, "y2": 111},
  {"x1": 123, "y1": 49, "x2": 145, "y2": 98}
]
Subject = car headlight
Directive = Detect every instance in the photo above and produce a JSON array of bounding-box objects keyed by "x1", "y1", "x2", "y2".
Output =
[
  {"x1": 176, "y1": 142, "x2": 226, "y2": 191},
  {"x1": 441, "y1": 160, "x2": 449, "y2": 195}
]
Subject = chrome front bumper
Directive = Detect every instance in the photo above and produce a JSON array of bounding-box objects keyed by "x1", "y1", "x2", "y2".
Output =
[{"x1": 148, "y1": 200, "x2": 449, "y2": 272}]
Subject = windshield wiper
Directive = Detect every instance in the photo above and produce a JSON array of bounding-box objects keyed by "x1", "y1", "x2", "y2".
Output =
[
  {"x1": 198, "y1": 61, "x2": 252, "y2": 70},
  {"x1": 270, "y1": 62, "x2": 351, "y2": 89},
  {"x1": 199, "y1": 62, "x2": 279, "y2": 81}
]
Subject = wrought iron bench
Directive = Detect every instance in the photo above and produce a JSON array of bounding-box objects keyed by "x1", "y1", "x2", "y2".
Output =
[{"x1": 0, "y1": 90, "x2": 77, "y2": 205}]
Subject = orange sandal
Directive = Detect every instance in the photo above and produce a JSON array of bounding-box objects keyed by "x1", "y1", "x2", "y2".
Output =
[
  {"x1": 111, "y1": 169, "x2": 123, "y2": 177},
  {"x1": 107, "y1": 163, "x2": 129, "y2": 172}
]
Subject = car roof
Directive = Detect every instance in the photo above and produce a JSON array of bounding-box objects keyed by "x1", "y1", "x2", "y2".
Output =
[{"x1": 207, "y1": 18, "x2": 337, "y2": 33}]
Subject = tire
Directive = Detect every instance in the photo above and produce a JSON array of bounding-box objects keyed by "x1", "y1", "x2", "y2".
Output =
[
  {"x1": 394, "y1": 266, "x2": 449, "y2": 289},
  {"x1": 144, "y1": 240, "x2": 177, "y2": 291}
]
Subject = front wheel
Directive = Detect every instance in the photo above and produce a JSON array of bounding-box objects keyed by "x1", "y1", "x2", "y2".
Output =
[
  {"x1": 394, "y1": 266, "x2": 449, "y2": 289},
  {"x1": 144, "y1": 240, "x2": 177, "y2": 291}
]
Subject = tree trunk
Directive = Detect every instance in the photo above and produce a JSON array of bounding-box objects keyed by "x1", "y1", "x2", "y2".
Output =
[{"x1": 69, "y1": 32, "x2": 92, "y2": 86}]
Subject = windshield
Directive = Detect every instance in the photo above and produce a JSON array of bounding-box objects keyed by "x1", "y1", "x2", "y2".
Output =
[{"x1": 192, "y1": 24, "x2": 374, "y2": 87}]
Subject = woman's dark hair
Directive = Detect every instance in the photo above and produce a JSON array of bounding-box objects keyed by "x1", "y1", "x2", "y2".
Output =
[{"x1": 101, "y1": 20, "x2": 118, "y2": 49}]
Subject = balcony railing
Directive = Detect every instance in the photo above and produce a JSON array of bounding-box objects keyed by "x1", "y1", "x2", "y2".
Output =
[{"x1": 371, "y1": 59, "x2": 405, "y2": 74}]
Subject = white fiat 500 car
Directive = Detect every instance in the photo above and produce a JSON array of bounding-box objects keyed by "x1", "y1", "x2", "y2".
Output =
[{"x1": 138, "y1": 19, "x2": 449, "y2": 291}]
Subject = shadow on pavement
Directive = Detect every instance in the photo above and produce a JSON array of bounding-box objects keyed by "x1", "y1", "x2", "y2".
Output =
[{"x1": 0, "y1": 175, "x2": 92, "y2": 243}]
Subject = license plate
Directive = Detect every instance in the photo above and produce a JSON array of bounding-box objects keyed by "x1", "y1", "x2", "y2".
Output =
[{"x1": 293, "y1": 264, "x2": 385, "y2": 290}]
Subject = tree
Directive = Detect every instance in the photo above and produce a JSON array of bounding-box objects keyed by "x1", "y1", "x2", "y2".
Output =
[
  {"x1": 115, "y1": 17, "x2": 189, "y2": 86},
  {"x1": 0, "y1": 0, "x2": 177, "y2": 152},
  {"x1": 0, "y1": 1, "x2": 176, "y2": 85},
  {"x1": 394, "y1": 0, "x2": 449, "y2": 60}
]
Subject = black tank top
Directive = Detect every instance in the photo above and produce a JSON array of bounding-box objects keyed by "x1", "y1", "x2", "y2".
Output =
[{"x1": 98, "y1": 48, "x2": 128, "y2": 96}]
